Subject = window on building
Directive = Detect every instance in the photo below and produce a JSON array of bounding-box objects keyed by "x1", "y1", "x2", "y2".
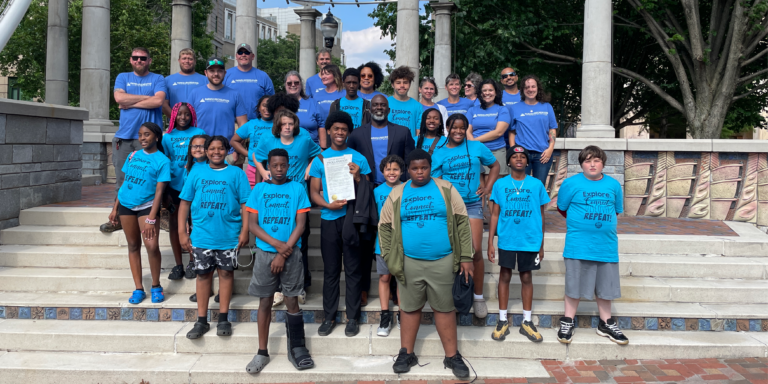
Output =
[
  {"x1": 215, "y1": 16, "x2": 219, "y2": 33},
  {"x1": 8, "y1": 77, "x2": 20, "y2": 100},
  {"x1": 225, "y1": 10, "x2": 234, "y2": 40},
  {"x1": 262, "y1": 26, "x2": 265, "y2": 39}
]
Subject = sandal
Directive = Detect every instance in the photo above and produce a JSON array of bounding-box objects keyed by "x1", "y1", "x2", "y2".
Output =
[
  {"x1": 151, "y1": 286, "x2": 165, "y2": 303},
  {"x1": 186, "y1": 321, "x2": 210, "y2": 339},
  {"x1": 217, "y1": 321, "x2": 232, "y2": 336},
  {"x1": 246, "y1": 354, "x2": 270, "y2": 374},
  {"x1": 128, "y1": 289, "x2": 146, "y2": 304}
]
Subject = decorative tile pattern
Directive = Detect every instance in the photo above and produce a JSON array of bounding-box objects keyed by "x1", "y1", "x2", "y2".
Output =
[
  {"x1": 30, "y1": 307, "x2": 44, "y2": 319},
  {"x1": 146, "y1": 309, "x2": 158, "y2": 322},
  {"x1": 159, "y1": 309, "x2": 172, "y2": 322},
  {"x1": 699, "y1": 319, "x2": 711, "y2": 331},
  {"x1": 6, "y1": 307, "x2": 18, "y2": 319},
  {"x1": 184, "y1": 309, "x2": 196, "y2": 322},
  {"x1": 107, "y1": 308, "x2": 120, "y2": 320},
  {"x1": 302, "y1": 310, "x2": 315, "y2": 324},
  {"x1": 538, "y1": 315, "x2": 552, "y2": 328},
  {"x1": 18, "y1": 307, "x2": 31, "y2": 319},
  {"x1": 120, "y1": 308, "x2": 133, "y2": 320},
  {"x1": 171, "y1": 309, "x2": 185, "y2": 321},
  {"x1": 512, "y1": 314, "x2": 524, "y2": 327},
  {"x1": 56, "y1": 308, "x2": 69, "y2": 320},
  {"x1": 133, "y1": 308, "x2": 146, "y2": 321},
  {"x1": 70, "y1": 308, "x2": 82, "y2": 320},
  {"x1": 0, "y1": 306, "x2": 6, "y2": 319},
  {"x1": 658, "y1": 317, "x2": 671, "y2": 330},
  {"x1": 645, "y1": 317, "x2": 658, "y2": 330},
  {"x1": 44, "y1": 307, "x2": 57, "y2": 319}
]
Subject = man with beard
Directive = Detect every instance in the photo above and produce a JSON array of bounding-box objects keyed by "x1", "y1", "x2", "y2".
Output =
[
  {"x1": 189, "y1": 57, "x2": 248, "y2": 141},
  {"x1": 101, "y1": 47, "x2": 167, "y2": 233},
  {"x1": 347, "y1": 94, "x2": 415, "y2": 305},
  {"x1": 163, "y1": 48, "x2": 208, "y2": 118}
]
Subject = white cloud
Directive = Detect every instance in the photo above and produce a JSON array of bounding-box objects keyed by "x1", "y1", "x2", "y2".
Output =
[{"x1": 341, "y1": 27, "x2": 394, "y2": 68}]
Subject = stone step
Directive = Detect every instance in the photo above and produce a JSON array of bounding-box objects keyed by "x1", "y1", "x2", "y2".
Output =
[
  {"x1": 1, "y1": 267, "x2": 767, "y2": 303},
  {"x1": 0, "y1": 350, "x2": 547, "y2": 383},
  {"x1": 0, "y1": 319, "x2": 764, "y2": 361}
]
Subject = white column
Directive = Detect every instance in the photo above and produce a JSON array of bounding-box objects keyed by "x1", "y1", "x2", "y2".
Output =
[
  {"x1": 396, "y1": 0, "x2": 420, "y2": 99},
  {"x1": 170, "y1": 0, "x2": 192, "y2": 74},
  {"x1": 45, "y1": 0, "x2": 68, "y2": 105},
  {"x1": 578, "y1": 0, "x2": 614, "y2": 138},
  {"x1": 431, "y1": 1, "x2": 454, "y2": 102},
  {"x1": 80, "y1": 0, "x2": 113, "y2": 132},
  {"x1": 236, "y1": 0, "x2": 258, "y2": 65},
  {"x1": 295, "y1": 6, "x2": 321, "y2": 85}
]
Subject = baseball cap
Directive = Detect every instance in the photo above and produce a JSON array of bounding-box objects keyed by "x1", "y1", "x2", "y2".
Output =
[
  {"x1": 506, "y1": 145, "x2": 530, "y2": 164},
  {"x1": 206, "y1": 56, "x2": 225, "y2": 69},
  {"x1": 237, "y1": 43, "x2": 253, "y2": 53}
]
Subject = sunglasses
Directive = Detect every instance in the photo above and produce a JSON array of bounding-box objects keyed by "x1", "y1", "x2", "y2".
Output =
[
  {"x1": 361, "y1": 74, "x2": 374, "y2": 79},
  {"x1": 131, "y1": 56, "x2": 148, "y2": 62},
  {"x1": 286, "y1": 81, "x2": 301, "y2": 86},
  {"x1": 464, "y1": 84, "x2": 473, "y2": 88},
  {"x1": 237, "y1": 50, "x2": 251, "y2": 55},
  {"x1": 501, "y1": 72, "x2": 517, "y2": 79},
  {"x1": 208, "y1": 59, "x2": 224, "y2": 67}
]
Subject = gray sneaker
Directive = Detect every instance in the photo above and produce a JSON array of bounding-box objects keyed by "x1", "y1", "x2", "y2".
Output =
[{"x1": 473, "y1": 298, "x2": 488, "y2": 318}]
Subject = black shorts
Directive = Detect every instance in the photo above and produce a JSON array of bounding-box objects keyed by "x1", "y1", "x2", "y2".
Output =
[
  {"x1": 165, "y1": 188, "x2": 181, "y2": 211},
  {"x1": 498, "y1": 250, "x2": 541, "y2": 272},
  {"x1": 117, "y1": 203, "x2": 152, "y2": 217}
]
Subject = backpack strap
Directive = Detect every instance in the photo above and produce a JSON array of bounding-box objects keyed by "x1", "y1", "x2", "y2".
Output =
[
  {"x1": 428, "y1": 138, "x2": 440, "y2": 155},
  {"x1": 128, "y1": 150, "x2": 138, "y2": 161}
]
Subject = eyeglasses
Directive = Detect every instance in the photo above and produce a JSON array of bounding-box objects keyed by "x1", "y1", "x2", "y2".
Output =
[
  {"x1": 190, "y1": 145, "x2": 205, "y2": 150},
  {"x1": 131, "y1": 56, "x2": 148, "y2": 62},
  {"x1": 237, "y1": 50, "x2": 250, "y2": 55},
  {"x1": 464, "y1": 84, "x2": 473, "y2": 88},
  {"x1": 501, "y1": 72, "x2": 517, "y2": 79},
  {"x1": 286, "y1": 81, "x2": 301, "y2": 86},
  {"x1": 361, "y1": 73, "x2": 374, "y2": 79}
]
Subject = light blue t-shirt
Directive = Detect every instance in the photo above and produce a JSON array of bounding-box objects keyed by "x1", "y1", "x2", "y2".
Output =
[
  {"x1": 313, "y1": 89, "x2": 346, "y2": 117},
  {"x1": 305, "y1": 74, "x2": 323, "y2": 97},
  {"x1": 297, "y1": 97, "x2": 326, "y2": 143},
  {"x1": 370, "y1": 126, "x2": 389, "y2": 184},
  {"x1": 114, "y1": 72, "x2": 167, "y2": 139},
  {"x1": 437, "y1": 98, "x2": 475, "y2": 118},
  {"x1": 510, "y1": 102, "x2": 558, "y2": 153},
  {"x1": 224, "y1": 67, "x2": 275, "y2": 120},
  {"x1": 490, "y1": 175, "x2": 551, "y2": 252},
  {"x1": 180, "y1": 164, "x2": 251, "y2": 250},
  {"x1": 557, "y1": 173, "x2": 623, "y2": 263},
  {"x1": 117, "y1": 150, "x2": 171, "y2": 209},
  {"x1": 360, "y1": 90, "x2": 385, "y2": 100},
  {"x1": 431, "y1": 140, "x2": 496, "y2": 204},
  {"x1": 161, "y1": 127, "x2": 207, "y2": 192},
  {"x1": 387, "y1": 96, "x2": 423, "y2": 137},
  {"x1": 309, "y1": 147, "x2": 372, "y2": 221},
  {"x1": 418, "y1": 136, "x2": 448, "y2": 152},
  {"x1": 189, "y1": 86, "x2": 247, "y2": 140},
  {"x1": 467, "y1": 104, "x2": 511, "y2": 151},
  {"x1": 235, "y1": 118, "x2": 273, "y2": 167},
  {"x1": 165, "y1": 72, "x2": 207, "y2": 107},
  {"x1": 339, "y1": 97, "x2": 365, "y2": 130},
  {"x1": 255, "y1": 134, "x2": 322, "y2": 187},
  {"x1": 373, "y1": 183, "x2": 394, "y2": 255},
  {"x1": 246, "y1": 180, "x2": 311, "y2": 253},
  {"x1": 400, "y1": 180, "x2": 452, "y2": 260},
  {"x1": 501, "y1": 91, "x2": 522, "y2": 115}
]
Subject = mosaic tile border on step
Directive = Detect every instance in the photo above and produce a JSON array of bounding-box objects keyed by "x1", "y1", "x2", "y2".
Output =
[{"x1": 0, "y1": 306, "x2": 766, "y2": 332}]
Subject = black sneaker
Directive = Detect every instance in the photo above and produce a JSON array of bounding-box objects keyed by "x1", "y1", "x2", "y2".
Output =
[
  {"x1": 168, "y1": 265, "x2": 184, "y2": 280},
  {"x1": 185, "y1": 261, "x2": 196, "y2": 279},
  {"x1": 392, "y1": 347, "x2": 418, "y2": 373},
  {"x1": 443, "y1": 351, "x2": 470, "y2": 378},
  {"x1": 597, "y1": 318, "x2": 629, "y2": 345},
  {"x1": 186, "y1": 321, "x2": 210, "y2": 339},
  {"x1": 345, "y1": 319, "x2": 359, "y2": 337},
  {"x1": 317, "y1": 319, "x2": 336, "y2": 336},
  {"x1": 557, "y1": 316, "x2": 575, "y2": 344}
]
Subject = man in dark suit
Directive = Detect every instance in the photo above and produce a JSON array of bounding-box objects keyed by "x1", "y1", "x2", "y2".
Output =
[{"x1": 347, "y1": 94, "x2": 415, "y2": 306}]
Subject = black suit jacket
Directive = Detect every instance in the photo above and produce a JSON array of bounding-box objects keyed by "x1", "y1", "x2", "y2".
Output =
[{"x1": 347, "y1": 121, "x2": 415, "y2": 182}]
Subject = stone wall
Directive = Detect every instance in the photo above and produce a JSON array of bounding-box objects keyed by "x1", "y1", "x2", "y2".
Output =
[{"x1": 0, "y1": 99, "x2": 88, "y2": 229}]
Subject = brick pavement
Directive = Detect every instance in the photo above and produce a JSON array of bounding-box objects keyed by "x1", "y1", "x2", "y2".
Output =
[{"x1": 44, "y1": 185, "x2": 738, "y2": 236}]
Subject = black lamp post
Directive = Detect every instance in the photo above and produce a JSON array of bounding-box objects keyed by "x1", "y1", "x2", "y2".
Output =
[{"x1": 320, "y1": 10, "x2": 339, "y2": 49}]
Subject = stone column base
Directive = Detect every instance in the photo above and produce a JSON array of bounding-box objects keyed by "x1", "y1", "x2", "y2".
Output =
[{"x1": 576, "y1": 125, "x2": 615, "y2": 138}]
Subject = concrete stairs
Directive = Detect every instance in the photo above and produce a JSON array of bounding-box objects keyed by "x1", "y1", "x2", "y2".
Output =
[{"x1": 0, "y1": 206, "x2": 767, "y2": 381}]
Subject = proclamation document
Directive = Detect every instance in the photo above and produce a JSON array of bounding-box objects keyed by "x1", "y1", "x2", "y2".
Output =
[{"x1": 324, "y1": 154, "x2": 356, "y2": 202}]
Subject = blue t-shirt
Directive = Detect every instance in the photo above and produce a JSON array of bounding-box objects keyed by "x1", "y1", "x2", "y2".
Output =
[
  {"x1": 510, "y1": 102, "x2": 558, "y2": 153},
  {"x1": 339, "y1": 97, "x2": 365, "y2": 130},
  {"x1": 501, "y1": 91, "x2": 522, "y2": 115},
  {"x1": 117, "y1": 150, "x2": 171, "y2": 209},
  {"x1": 373, "y1": 183, "x2": 394, "y2": 255},
  {"x1": 418, "y1": 136, "x2": 448, "y2": 152},
  {"x1": 223, "y1": 67, "x2": 275, "y2": 120},
  {"x1": 235, "y1": 118, "x2": 273, "y2": 167},
  {"x1": 255, "y1": 134, "x2": 322, "y2": 187},
  {"x1": 189, "y1": 86, "x2": 247, "y2": 140},
  {"x1": 557, "y1": 173, "x2": 623, "y2": 263},
  {"x1": 490, "y1": 175, "x2": 551, "y2": 252},
  {"x1": 305, "y1": 74, "x2": 323, "y2": 97},
  {"x1": 297, "y1": 97, "x2": 326, "y2": 143},
  {"x1": 161, "y1": 127, "x2": 207, "y2": 192},
  {"x1": 370, "y1": 126, "x2": 389, "y2": 184},
  {"x1": 437, "y1": 98, "x2": 475, "y2": 118},
  {"x1": 387, "y1": 97, "x2": 423, "y2": 137},
  {"x1": 431, "y1": 140, "x2": 496, "y2": 204},
  {"x1": 165, "y1": 72, "x2": 207, "y2": 107},
  {"x1": 114, "y1": 72, "x2": 167, "y2": 140},
  {"x1": 360, "y1": 90, "x2": 385, "y2": 100},
  {"x1": 309, "y1": 147, "x2": 372, "y2": 221},
  {"x1": 400, "y1": 180, "x2": 452, "y2": 260},
  {"x1": 467, "y1": 104, "x2": 511, "y2": 151},
  {"x1": 180, "y1": 164, "x2": 251, "y2": 250},
  {"x1": 314, "y1": 89, "x2": 346, "y2": 117},
  {"x1": 246, "y1": 180, "x2": 311, "y2": 253}
]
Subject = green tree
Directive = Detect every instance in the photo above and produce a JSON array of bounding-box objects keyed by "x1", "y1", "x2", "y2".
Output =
[{"x1": 257, "y1": 33, "x2": 300, "y2": 93}]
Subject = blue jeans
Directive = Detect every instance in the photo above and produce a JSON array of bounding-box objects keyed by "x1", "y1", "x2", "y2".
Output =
[{"x1": 525, "y1": 151, "x2": 553, "y2": 186}]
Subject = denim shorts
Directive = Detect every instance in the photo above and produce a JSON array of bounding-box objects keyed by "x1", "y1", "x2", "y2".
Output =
[{"x1": 465, "y1": 200, "x2": 484, "y2": 220}]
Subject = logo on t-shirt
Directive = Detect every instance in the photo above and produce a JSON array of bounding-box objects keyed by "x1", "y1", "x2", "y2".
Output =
[
  {"x1": 199, "y1": 97, "x2": 230, "y2": 104},
  {"x1": 581, "y1": 191, "x2": 615, "y2": 223},
  {"x1": 126, "y1": 82, "x2": 152, "y2": 87},
  {"x1": 231, "y1": 79, "x2": 259, "y2": 84},
  {"x1": 502, "y1": 188, "x2": 534, "y2": 219},
  {"x1": 520, "y1": 111, "x2": 548, "y2": 117}
]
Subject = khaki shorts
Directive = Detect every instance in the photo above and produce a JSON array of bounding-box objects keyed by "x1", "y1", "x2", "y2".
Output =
[
  {"x1": 397, "y1": 253, "x2": 456, "y2": 313},
  {"x1": 483, "y1": 148, "x2": 509, "y2": 175}
]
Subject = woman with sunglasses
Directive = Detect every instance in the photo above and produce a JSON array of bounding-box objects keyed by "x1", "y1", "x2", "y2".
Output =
[
  {"x1": 284, "y1": 71, "x2": 326, "y2": 146},
  {"x1": 418, "y1": 77, "x2": 448, "y2": 130},
  {"x1": 463, "y1": 72, "x2": 482, "y2": 107},
  {"x1": 357, "y1": 61, "x2": 387, "y2": 100}
]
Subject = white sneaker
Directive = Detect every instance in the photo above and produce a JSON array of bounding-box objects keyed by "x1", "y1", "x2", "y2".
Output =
[
  {"x1": 298, "y1": 290, "x2": 306, "y2": 305},
  {"x1": 377, "y1": 311, "x2": 394, "y2": 337},
  {"x1": 272, "y1": 292, "x2": 284, "y2": 307}
]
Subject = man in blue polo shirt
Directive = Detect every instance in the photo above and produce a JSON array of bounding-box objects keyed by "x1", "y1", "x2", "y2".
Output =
[
  {"x1": 163, "y1": 48, "x2": 207, "y2": 118},
  {"x1": 305, "y1": 48, "x2": 332, "y2": 97},
  {"x1": 224, "y1": 43, "x2": 275, "y2": 120},
  {"x1": 189, "y1": 57, "x2": 248, "y2": 141}
]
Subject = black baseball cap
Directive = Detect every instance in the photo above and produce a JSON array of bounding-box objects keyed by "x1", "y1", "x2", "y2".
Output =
[
  {"x1": 206, "y1": 56, "x2": 225, "y2": 69},
  {"x1": 506, "y1": 145, "x2": 530, "y2": 164}
]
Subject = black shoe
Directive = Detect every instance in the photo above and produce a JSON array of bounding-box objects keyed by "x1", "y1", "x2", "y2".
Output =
[
  {"x1": 557, "y1": 316, "x2": 575, "y2": 344},
  {"x1": 185, "y1": 261, "x2": 196, "y2": 279},
  {"x1": 345, "y1": 319, "x2": 359, "y2": 337},
  {"x1": 99, "y1": 221, "x2": 122, "y2": 233},
  {"x1": 317, "y1": 319, "x2": 336, "y2": 336},
  {"x1": 189, "y1": 290, "x2": 214, "y2": 303},
  {"x1": 186, "y1": 321, "x2": 210, "y2": 339},
  {"x1": 392, "y1": 347, "x2": 418, "y2": 373},
  {"x1": 168, "y1": 265, "x2": 184, "y2": 280},
  {"x1": 443, "y1": 351, "x2": 470, "y2": 378},
  {"x1": 597, "y1": 318, "x2": 629, "y2": 345},
  {"x1": 214, "y1": 294, "x2": 220, "y2": 303},
  {"x1": 217, "y1": 321, "x2": 232, "y2": 336}
]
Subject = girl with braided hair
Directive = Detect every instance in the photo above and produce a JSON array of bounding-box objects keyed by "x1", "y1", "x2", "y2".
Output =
[{"x1": 162, "y1": 102, "x2": 206, "y2": 280}]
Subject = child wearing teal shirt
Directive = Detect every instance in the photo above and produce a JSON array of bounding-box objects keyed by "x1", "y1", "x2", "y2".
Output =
[
  {"x1": 231, "y1": 95, "x2": 272, "y2": 187},
  {"x1": 254, "y1": 110, "x2": 322, "y2": 188},
  {"x1": 387, "y1": 66, "x2": 423, "y2": 137}
]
